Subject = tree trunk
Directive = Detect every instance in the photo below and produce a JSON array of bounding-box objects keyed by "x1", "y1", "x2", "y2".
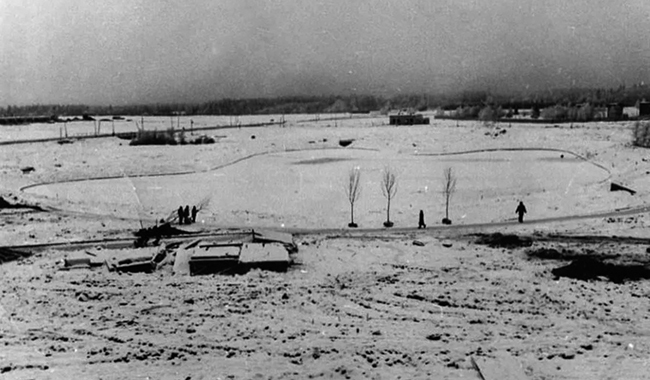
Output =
[
  {"x1": 445, "y1": 195, "x2": 449, "y2": 219},
  {"x1": 386, "y1": 198, "x2": 391, "y2": 223},
  {"x1": 350, "y1": 203, "x2": 354, "y2": 224}
]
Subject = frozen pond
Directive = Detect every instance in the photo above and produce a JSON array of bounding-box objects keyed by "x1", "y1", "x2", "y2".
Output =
[{"x1": 25, "y1": 148, "x2": 610, "y2": 228}]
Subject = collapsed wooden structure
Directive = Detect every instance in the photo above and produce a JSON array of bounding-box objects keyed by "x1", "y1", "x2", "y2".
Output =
[{"x1": 61, "y1": 229, "x2": 296, "y2": 276}]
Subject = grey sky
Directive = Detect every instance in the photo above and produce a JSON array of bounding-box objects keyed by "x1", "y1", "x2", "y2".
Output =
[{"x1": 1, "y1": 0, "x2": 650, "y2": 105}]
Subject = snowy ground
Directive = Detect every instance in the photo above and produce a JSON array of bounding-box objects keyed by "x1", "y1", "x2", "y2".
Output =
[{"x1": 1, "y1": 117, "x2": 650, "y2": 379}]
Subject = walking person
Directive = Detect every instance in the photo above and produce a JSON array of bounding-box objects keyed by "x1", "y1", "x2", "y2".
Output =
[
  {"x1": 184, "y1": 205, "x2": 190, "y2": 224},
  {"x1": 418, "y1": 210, "x2": 426, "y2": 229},
  {"x1": 191, "y1": 206, "x2": 198, "y2": 223},
  {"x1": 516, "y1": 201, "x2": 527, "y2": 223}
]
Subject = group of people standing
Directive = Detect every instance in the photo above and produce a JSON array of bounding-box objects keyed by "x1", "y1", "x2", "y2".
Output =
[{"x1": 178, "y1": 205, "x2": 198, "y2": 225}]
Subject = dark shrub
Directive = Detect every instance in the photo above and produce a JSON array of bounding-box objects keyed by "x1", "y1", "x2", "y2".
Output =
[{"x1": 130, "y1": 130, "x2": 177, "y2": 146}]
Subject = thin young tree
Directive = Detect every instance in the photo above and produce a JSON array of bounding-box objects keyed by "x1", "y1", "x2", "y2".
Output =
[
  {"x1": 381, "y1": 166, "x2": 398, "y2": 227},
  {"x1": 345, "y1": 167, "x2": 362, "y2": 227},
  {"x1": 442, "y1": 167, "x2": 457, "y2": 225}
]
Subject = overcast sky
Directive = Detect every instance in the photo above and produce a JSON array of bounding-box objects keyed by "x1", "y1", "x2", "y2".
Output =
[{"x1": 1, "y1": 0, "x2": 650, "y2": 105}]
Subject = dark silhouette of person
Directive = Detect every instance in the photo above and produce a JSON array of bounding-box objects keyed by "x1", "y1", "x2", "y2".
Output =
[
  {"x1": 178, "y1": 206, "x2": 184, "y2": 225},
  {"x1": 191, "y1": 206, "x2": 198, "y2": 223},
  {"x1": 184, "y1": 205, "x2": 190, "y2": 224},
  {"x1": 516, "y1": 201, "x2": 527, "y2": 223},
  {"x1": 418, "y1": 210, "x2": 426, "y2": 229}
]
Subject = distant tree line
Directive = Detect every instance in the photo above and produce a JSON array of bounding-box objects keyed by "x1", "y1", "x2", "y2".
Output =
[
  {"x1": 0, "y1": 95, "x2": 393, "y2": 118},
  {"x1": 449, "y1": 102, "x2": 600, "y2": 122},
  {"x1": 440, "y1": 85, "x2": 650, "y2": 111},
  {"x1": 3, "y1": 84, "x2": 650, "y2": 117}
]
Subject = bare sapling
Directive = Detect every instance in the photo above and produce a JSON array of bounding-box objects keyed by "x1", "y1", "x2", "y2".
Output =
[
  {"x1": 345, "y1": 167, "x2": 362, "y2": 227},
  {"x1": 442, "y1": 167, "x2": 457, "y2": 225},
  {"x1": 381, "y1": 166, "x2": 398, "y2": 227}
]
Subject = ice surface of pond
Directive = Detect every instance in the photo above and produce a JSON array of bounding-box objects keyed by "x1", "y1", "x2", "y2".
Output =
[{"x1": 25, "y1": 149, "x2": 609, "y2": 227}]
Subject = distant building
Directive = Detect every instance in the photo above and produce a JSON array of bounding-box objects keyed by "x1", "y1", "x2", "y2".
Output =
[
  {"x1": 606, "y1": 103, "x2": 624, "y2": 120},
  {"x1": 639, "y1": 102, "x2": 650, "y2": 118},
  {"x1": 389, "y1": 113, "x2": 430, "y2": 125},
  {"x1": 624, "y1": 106, "x2": 639, "y2": 118}
]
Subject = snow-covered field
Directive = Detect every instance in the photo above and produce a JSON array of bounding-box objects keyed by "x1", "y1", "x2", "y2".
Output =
[{"x1": 1, "y1": 116, "x2": 650, "y2": 379}]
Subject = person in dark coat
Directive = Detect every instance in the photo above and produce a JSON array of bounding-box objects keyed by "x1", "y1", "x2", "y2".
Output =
[
  {"x1": 178, "y1": 206, "x2": 184, "y2": 225},
  {"x1": 191, "y1": 206, "x2": 198, "y2": 223},
  {"x1": 516, "y1": 201, "x2": 527, "y2": 223},
  {"x1": 418, "y1": 210, "x2": 426, "y2": 229},
  {"x1": 184, "y1": 205, "x2": 190, "y2": 224}
]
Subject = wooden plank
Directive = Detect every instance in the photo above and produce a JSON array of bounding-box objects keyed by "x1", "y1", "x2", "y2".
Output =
[
  {"x1": 252, "y1": 229, "x2": 294, "y2": 245},
  {"x1": 183, "y1": 238, "x2": 203, "y2": 249},
  {"x1": 197, "y1": 242, "x2": 243, "y2": 249},
  {"x1": 104, "y1": 248, "x2": 157, "y2": 271},
  {"x1": 64, "y1": 250, "x2": 107, "y2": 268},
  {"x1": 471, "y1": 354, "x2": 527, "y2": 380},
  {"x1": 191, "y1": 245, "x2": 241, "y2": 260}
]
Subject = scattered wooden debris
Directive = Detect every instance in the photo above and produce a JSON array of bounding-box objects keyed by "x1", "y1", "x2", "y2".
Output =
[
  {"x1": 62, "y1": 251, "x2": 105, "y2": 269},
  {"x1": 59, "y1": 247, "x2": 164, "y2": 273},
  {"x1": 53, "y1": 231, "x2": 297, "y2": 276},
  {"x1": 133, "y1": 222, "x2": 190, "y2": 247},
  {"x1": 106, "y1": 248, "x2": 159, "y2": 273}
]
